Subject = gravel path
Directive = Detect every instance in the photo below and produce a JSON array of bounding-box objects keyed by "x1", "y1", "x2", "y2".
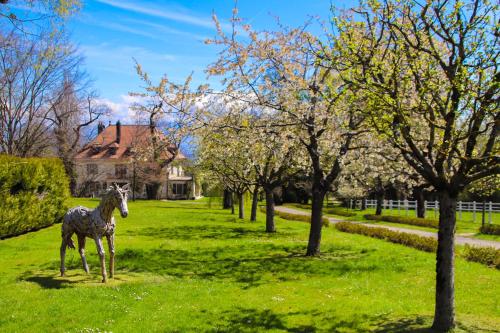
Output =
[{"x1": 275, "y1": 206, "x2": 500, "y2": 249}]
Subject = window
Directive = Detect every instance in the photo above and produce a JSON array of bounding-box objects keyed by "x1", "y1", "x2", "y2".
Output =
[
  {"x1": 172, "y1": 183, "x2": 187, "y2": 195},
  {"x1": 87, "y1": 164, "x2": 98, "y2": 176},
  {"x1": 115, "y1": 164, "x2": 127, "y2": 178}
]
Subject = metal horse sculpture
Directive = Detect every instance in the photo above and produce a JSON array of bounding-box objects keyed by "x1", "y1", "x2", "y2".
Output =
[{"x1": 60, "y1": 184, "x2": 129, "y2": 282}]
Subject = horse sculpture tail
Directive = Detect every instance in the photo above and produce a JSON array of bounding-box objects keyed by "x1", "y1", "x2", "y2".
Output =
[
  {"x1": 66, "y1": 236, "x2": 76, "y2": 249},
  {"x1": 61, "y1": 227, "x2": 75, "y2": 249}
]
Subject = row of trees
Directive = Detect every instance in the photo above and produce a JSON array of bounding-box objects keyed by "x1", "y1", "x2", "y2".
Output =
[
  {"x1": 0, "y1": 0, "x2": 110, "y2": 193},
  {"x1": 182, "y1": 1, "x2": 496, "y2": 331}
]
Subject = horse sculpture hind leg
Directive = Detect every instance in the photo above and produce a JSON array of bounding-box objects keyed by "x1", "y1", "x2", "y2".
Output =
[
  {"x1": 60, "y1": 226, "x2": 75, "y2": 277},
  {"x1": 60, "y1": 237, "x2": 66, "y2": 277},
  {"x1": 77, "y1": 234, "x2": 89, "y2": 273}
]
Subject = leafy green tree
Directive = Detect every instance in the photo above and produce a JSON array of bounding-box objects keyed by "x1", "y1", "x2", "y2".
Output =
[{"x1": 332, "y1": 0, "x2": 499, "y2": 330}]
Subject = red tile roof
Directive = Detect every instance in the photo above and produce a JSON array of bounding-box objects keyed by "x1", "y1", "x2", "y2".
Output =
[{"x1": 75, "y1": 125, "x2": 186, "y2": 161}]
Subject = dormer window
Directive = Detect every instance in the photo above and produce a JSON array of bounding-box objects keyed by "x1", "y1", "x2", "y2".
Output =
[
  {"x1": 90, "y1": 143, "x2": 101, "y2": 154},
  {"x1": 109, "y1": 142, "x2": 119, "y2": 155}
]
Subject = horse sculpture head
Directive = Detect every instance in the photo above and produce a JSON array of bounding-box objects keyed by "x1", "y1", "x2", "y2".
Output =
[{"x1": 107, "y1": 183, "x2": 130, "y2": 218}]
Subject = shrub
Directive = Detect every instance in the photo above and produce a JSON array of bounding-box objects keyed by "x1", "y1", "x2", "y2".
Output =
[
  {"x1": 364, "y1": 214, "x2": 439, "y2": 228},
  {"x1": 260, "y1": 206, "x2": 329, "y2": 227},
  {"x1": 335, "y1": 222, "x2": 437, "y2": 252},
  {"x1": 480, "y1": 224, "x2": 500, "y2": 235},
  {"x1": 0, "y1": 155, "x2": 70, "y2": 238},
  {"x1": 462, "y1": 245, "x2": 500, "y2": 269}
]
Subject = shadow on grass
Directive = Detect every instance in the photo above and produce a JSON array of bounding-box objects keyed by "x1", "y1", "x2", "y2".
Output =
[
  {"x1": 152, "y1": 205, "x2": 226, "y2": 211},
  {"x1": 210, "y1": 309, "x2": 485, "y2": 333},
  {"x1": 111, "y1": 242, "x2": 374, "y2": 289},
  {"x1": 24, "y1": 242, "x2": 374, "y2": 289},
  {"x1": 20, "y1": 274, "x2": 79, "y2": 289},
  {"x1": 127, "y1": 224, "x2": 296, "y2": 241}
]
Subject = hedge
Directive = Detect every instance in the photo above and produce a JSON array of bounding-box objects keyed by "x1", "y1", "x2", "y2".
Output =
[
  {"x1": 335, "y1": 222, "x2": 499, "y2": 269},
  {"x1": 364, "y1": 214, "x2": 439, "y2": 228},
  {"x1": 335, "y1": 222, "x2": 437, "y2": 252},
  {"x1": 462, "y1": 245, "x2": 500, "y2": 269},
  {"x1": 480, "y1": 224, "x2": 500, "y2": 235},
  {"x1": 0, "y1": 155, "x2": 70, "y2": 238},
  {"x1": 260, "y1": 206, "x2": 329, "y2": 227}
]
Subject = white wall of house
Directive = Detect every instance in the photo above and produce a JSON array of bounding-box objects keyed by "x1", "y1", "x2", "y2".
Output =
[{"x1": 75, "y1": 160, "x2": 195, "y2": 199}]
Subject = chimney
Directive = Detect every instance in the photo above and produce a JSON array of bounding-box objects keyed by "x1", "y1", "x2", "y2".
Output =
[
  {"x1": 97, "y1": 121, "x2": 105, "y2": 134},
  {"x1": 116, "y1": 120, "x2": 121, "y2": 143}
]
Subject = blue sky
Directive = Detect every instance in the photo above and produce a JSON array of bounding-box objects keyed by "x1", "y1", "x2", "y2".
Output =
[{"x1": 67, "y1": 0, "x2": 357, "y2": 121}]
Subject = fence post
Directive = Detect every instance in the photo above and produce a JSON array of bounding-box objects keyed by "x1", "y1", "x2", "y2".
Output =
[
  {"x1": 405, "y1": 199, "x2": 408, "y2": 216},
  {"x1": 434, "y1": 200, "x2": 438, "y2": 219},
  {"x1": 489, "y1": 201, "x2": 492, "y2": 224},
  {"x1": 458, "y1": 201, "x2": 462, "y2": 220},
  {"x1": 472, "y1": 201, "x2": 476, "y2": 222},
  {"x1": 389, "y1": 199, "x2": 392, "y2": 213},
  {"x1": 398, "y1": 200, "x2": 401, "y2": 215}
]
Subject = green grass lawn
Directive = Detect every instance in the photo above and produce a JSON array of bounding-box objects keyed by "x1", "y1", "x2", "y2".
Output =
[{"x1": 0, "y1": 198, "x2": 499, "y2": 332}]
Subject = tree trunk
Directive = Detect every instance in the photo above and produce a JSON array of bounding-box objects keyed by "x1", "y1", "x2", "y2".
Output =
[
  {"x1": 361, "y1": 198, "x2": 367, "y2": 210},
  {"x1": 306, "y1": 189, "x2": 325, "y2": 256},
  {"x1": 250, "y1": 186, "x2": 259, "y2": 222},
  {"x1": 132, "y1": 163, "x2": 136, "y2": 201},
  {"x1": 265, "y1": 188, "x2": 275, "y2": 233},
  {"x1": 432, "y1": 190, "x2": 457, "y2": 332},
  {"x1": 375, "y1": 191, "x2": 384, "y2": 215},
  {"x1": 230, "y1": 192, "x2": 235, "y2": 215},
  {"x1": 238, "y1": 192, "x2": 244, "y2": 219},
  {"x1": 64, "y1": 159, "x2": 77, "y2": 196},
  {"x1": 415, "y1": 186, "x2": 426, "y2": 218},
  {"x1": 223, "y1": 189, "x2": 231, "y2": 209}
]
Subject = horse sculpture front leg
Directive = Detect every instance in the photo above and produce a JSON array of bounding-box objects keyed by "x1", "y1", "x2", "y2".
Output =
[
  {"x1": 94, "y1": 236, "x2": 107, "y2": 283},
  {"x1": 106, "y1": 233, "x2": 115, "y2": 278}
]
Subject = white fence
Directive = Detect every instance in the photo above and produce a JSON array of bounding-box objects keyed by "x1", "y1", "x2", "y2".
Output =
[{"x1": 352, "y1": 199, "x2": 499, "y2": 224}]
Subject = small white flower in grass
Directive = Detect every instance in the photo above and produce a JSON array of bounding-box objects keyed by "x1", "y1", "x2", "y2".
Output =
[{"x1": 272, "y1": 296, "x2": 284, "y2": 302}]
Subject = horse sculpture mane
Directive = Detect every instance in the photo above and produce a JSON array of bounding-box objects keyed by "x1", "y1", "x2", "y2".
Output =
[{"x1": 60, "y1": 183, "x2": 129, "y2": 282}]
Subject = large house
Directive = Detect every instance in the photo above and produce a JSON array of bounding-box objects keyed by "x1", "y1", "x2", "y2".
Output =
[{"x1": 74, "y1": 122, "x2": 197, "y2": 200}]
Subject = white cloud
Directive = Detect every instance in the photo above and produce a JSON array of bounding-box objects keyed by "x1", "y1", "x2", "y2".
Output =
[
  {"x1": 123, "y1": 18, "x2": 209, "y2": 41},
  {"x1": 98, "y1": 94, "x2": 143, "y2": 124},
  {"x1": 80, "y1": 43, "x2": 176, "y2": 76},
  {"x1": 95, "y1": 0, "x2": 226, "y2": 30}
]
